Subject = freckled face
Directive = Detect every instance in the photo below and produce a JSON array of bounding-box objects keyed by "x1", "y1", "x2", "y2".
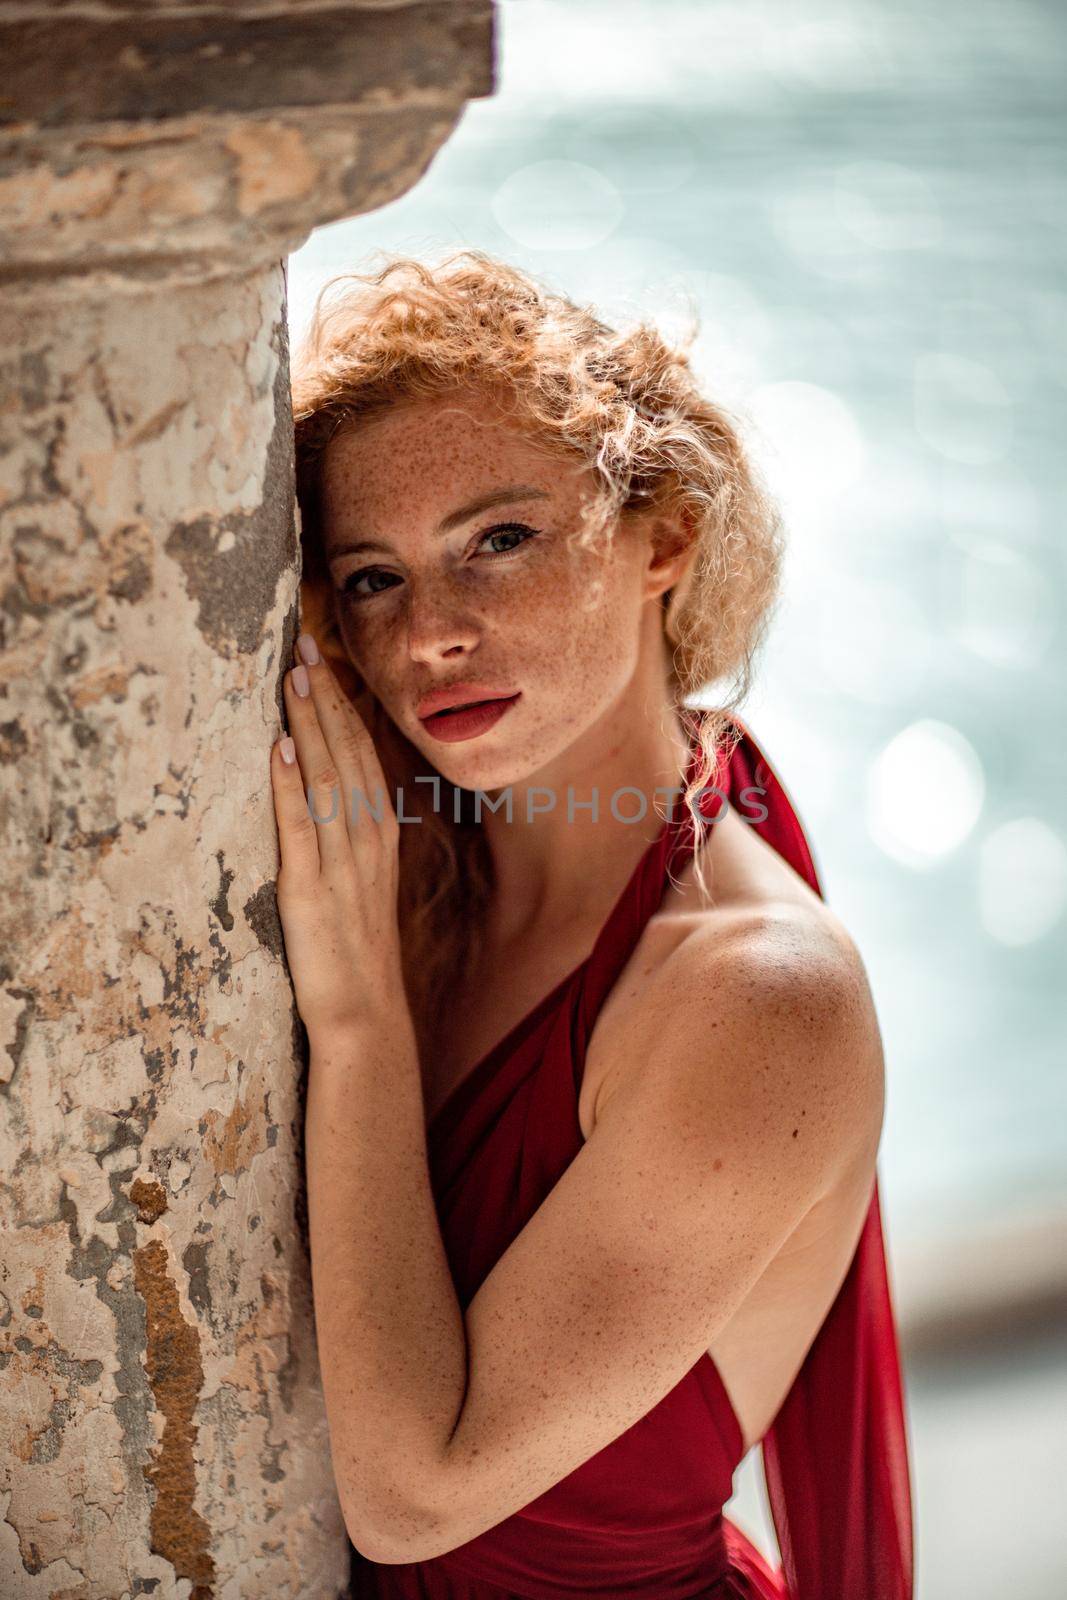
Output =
[{"x1": 319, "y1": 388, "x2": 653, "y2": 789}]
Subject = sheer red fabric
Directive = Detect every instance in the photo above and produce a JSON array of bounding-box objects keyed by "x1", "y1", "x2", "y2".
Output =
[{"x1": 351, "y1": 714, "x2": 914, "y2": 1599}]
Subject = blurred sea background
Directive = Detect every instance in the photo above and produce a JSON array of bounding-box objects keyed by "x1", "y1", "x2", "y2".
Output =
[{"x1": 287, "y1": 2, "x2": 1067, "y2": 1594}]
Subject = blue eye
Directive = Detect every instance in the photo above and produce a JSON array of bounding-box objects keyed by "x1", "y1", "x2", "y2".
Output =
[
  {"x1": 339, "y1": 522, "x2": 541, "y2": 602},
  {"x1": 340, "y1": 567, "x2": 396, "y2": 600},
  {"x1": 477, "y1": 521, "x2": 540, "y2": 558}
]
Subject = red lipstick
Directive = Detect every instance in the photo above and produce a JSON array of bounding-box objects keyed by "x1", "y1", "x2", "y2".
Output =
[{"x1": 418, "y1": 691, "x2": 522, "y2": 743}]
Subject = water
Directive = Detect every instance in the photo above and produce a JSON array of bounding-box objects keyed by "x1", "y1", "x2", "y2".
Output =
[{"x1": 287, "y1": 0, "x2": 1067, "y2": 1259}]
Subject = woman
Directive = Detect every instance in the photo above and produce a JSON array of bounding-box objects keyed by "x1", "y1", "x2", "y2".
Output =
[{"x1": 271, "y1": 250, "x2": 914, "y2": 1598}]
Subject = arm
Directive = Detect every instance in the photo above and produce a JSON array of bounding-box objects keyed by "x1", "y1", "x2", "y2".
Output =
[
  {"x1": 307, "y1": 914, "x2": 884, "y2": 1564},
  {"x1": 304, "y1": 1003, "x2": 468, "y2": 1564}
]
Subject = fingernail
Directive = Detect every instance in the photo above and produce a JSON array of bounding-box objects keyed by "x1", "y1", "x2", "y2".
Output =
[
  {"x1": 297, "y1": 632, "x2": 320, "y2": 667},
  {"x1": 292, "y1": 664, "x2": 310, "y2": 698},
  {"x1": 279, "y1": 736, "x2": 296, "y2": 765}
]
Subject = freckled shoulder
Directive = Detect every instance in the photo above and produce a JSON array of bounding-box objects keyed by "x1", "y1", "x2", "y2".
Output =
[{"x1": 579, "y1": 803, "x2": 873, "y2": 1145}]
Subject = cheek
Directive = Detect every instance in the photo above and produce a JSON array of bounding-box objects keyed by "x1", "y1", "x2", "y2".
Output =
[
  {"x1": 335, "y1": 607, "x2": 390, "y2": 697},
  {"x1": 524, "y1": 553, "x2": 643, "y2": 685}
]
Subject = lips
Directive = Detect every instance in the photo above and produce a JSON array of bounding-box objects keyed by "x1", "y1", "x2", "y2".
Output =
[
  {"x1": 430, "y1": 696, "x2": 506, "y2": 718},
  {"x1": 418, "y1": 692, "x2": 522, "y2": 743},
  {"x1": 416, "y1": 683, "x2": 520, "y2": 720}
]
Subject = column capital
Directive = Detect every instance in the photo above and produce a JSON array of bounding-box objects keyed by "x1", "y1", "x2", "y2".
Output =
[{"x1": 0, "y1": 0, "x2": 495, "y2": 295}]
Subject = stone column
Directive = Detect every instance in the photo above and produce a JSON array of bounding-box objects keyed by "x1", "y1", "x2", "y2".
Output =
[{"x1": 0, "y1": 6, "x2": 494, "y2": 1595}]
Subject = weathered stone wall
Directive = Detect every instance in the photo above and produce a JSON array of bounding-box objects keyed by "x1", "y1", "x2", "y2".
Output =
[{"x1": 0, "y1": 5, "x2": 494, "y2": 1594}]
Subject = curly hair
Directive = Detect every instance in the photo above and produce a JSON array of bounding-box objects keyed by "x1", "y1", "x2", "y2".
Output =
[{"x1": 290, "y1": 248, "x2": 785, "y2": 1056}]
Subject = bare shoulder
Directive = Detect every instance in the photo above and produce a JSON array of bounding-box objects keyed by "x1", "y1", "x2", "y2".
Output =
[{"x1": 586, "y1": 901, "x2": 885, "y2": 1193}]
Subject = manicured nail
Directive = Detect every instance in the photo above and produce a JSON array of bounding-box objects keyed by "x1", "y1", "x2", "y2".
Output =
[
  {"x1": 292, "y1": 664, "x2": 310, "y2": 698},
  {"x1": 279, "y1": 736, "x2": 296, "y2": 765},
  {"x1": 297, "y1": 633, "x2": 320, "y2": 667}
]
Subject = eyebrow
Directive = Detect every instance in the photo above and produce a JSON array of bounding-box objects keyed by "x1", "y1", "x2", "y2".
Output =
[{"x1": 328, "y1": 484, "x2": 551, "y2": 561}]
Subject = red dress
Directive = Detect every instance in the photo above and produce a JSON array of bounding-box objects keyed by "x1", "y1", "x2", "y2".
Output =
[{"x1": 352, "y1": 715, "x2": 914, "y2": 1599}]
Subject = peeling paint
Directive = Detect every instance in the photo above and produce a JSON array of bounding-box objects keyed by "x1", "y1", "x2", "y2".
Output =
[
  {"x1": 133, "y1": 1239, "x2": 217, "y2": 1599},
  {"x1": 244, "y1": 879, "x2": 285, "y2": 962},
  {"x1": 129, "y1": 1177, "x2": 169, "y2": 1225}
]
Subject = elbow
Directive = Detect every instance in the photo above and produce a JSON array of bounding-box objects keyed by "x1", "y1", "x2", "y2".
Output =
[
  {"x1": 346, "y1": 1518, "x2": 456, "y2": 1569},
  {"x1": 342, "y1": 1504, "x2": 423, "y2": 1567},
  {"x1": 346, "y1": 1524, "x2": 412, "y2": 1567},
  {"x1": 340, "y1": 1472, "x2": 454, "y2": 1567}
]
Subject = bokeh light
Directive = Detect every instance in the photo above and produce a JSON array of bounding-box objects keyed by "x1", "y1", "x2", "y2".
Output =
[
  {"x1": 868, "y1": 719, "x2": 986, "y2": 866},
  {"x1": 951, "y1": 537, "x2": 1057, "y2": 669},
  {"x1": 745, "y1": 380, "x2": 867, "y2": 515},
  {"x1": 979, "y1": 817, "x2": 1067, "y2": 946},
  {"x1": 491, "y1": 159, "x2": 624, "y2": 250},
  {"x1": 914, "y1": 352, "x2": 1014, "y2": 465}
]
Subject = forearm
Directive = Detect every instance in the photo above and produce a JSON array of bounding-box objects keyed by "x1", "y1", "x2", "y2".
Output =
[{"x1": 304, "y1": 1003, "x2": 467, "y2": 1554}]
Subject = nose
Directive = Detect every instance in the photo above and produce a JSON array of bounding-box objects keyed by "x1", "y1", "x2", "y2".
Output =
[{"x1": 404, "y1": 581, "x2": 481, "y2": 663}]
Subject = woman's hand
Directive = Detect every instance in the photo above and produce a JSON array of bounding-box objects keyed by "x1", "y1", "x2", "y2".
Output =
[{"x1": 270, "y1": 631, "x2": 403, "y2": 1040}]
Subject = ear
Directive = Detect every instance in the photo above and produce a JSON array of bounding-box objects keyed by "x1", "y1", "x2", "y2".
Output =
[{"x1": 643, "y1": 504, "x2": 697, "y2": 602}]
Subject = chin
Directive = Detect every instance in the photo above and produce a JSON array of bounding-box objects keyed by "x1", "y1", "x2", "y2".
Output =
[
  {"x1": 437, "y1": 727, "x2": 593, "y2": 808},
  {"x1": 420, "y1": 742, "x2": 524, "y2": 797}
]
